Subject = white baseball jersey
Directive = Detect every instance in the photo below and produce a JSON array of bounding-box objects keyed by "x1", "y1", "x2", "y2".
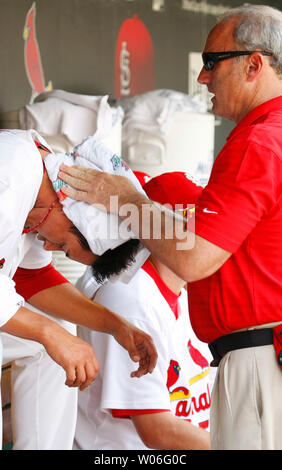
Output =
[
  {"x1": 74, "y1": 261, "x2": 213, "y2": 450},
  {"x1": 0, "y1": 129, "x2": 52, "y2": 327}
]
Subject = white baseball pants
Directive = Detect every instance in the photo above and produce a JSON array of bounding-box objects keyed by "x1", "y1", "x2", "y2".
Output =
[{"x1": 0, "y1": 303, "x2": 78, "y2": 450}]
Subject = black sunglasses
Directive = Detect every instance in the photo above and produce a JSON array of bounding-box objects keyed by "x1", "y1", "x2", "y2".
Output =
[{"x1": 202, "y1": 50, "x2": 273, "y2": 70}]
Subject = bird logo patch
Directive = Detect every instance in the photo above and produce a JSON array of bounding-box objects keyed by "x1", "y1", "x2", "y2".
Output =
[
  {"x1": 187, "y1": 340, "x2": 209, "y2": 369},
  {"x1": 0, "y1": 258, "x2": 5, "y2": 269},
  {"x1": 166, "y1": 360, "x2": 181, "y2": 391}
]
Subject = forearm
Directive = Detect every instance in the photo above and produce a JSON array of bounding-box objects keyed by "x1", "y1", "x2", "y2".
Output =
[
  {"x1": 0, "y1": 305, "x2": 59, "y2": 345},
  {"x1": 132, "y1": 411, "x2": 210, "y2": 450},
  {"x1": 118, "y1": 193, "x2": 229, "y2": 281},
  {"x1": 28, "y1": 282, "x2": 158, "y2": 376},
  {"x1": 1, "y1": 305, "x2": 99, "y2": 390},
  {"x1": 28, "y1": 282, "x2": 123, "y2": 335},
  {"x1": 118, "y1": 193, "x2": 196, "y2": 280}
]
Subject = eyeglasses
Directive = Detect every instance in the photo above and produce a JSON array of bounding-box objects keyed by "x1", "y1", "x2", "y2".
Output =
[
  {"x1": 22, "y1": 199, "x2": 57, "y2": 234},
  {"x1": 202, "y1": 50, "x2": 273, "y2": 70}
]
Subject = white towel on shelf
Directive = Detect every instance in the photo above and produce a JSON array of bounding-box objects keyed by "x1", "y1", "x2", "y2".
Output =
[
  {"x1": 44, "y1": 135, "x2": 150, "y2": 283},
  {"x1": 117, "y1": 89, "x2": 207, "y2": 140},
  {"x1": 19, "y1": 89, "x2": 124, "y2": 147}
]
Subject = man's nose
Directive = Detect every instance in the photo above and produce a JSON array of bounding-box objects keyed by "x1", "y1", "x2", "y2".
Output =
[
  {"x1": 197, "y1": 66, "x2": 211, "y2": 85},
  {"x1": 37, "y1": 236, "x2": 56, "y2": 251},
  {"x1": 43, "y1": 240, "x2": 53, "y2": 251}
]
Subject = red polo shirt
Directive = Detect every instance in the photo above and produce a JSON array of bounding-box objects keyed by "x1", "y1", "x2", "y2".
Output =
[{"x1": 187, "y1": 96, "x2": 282, "y2": 343}]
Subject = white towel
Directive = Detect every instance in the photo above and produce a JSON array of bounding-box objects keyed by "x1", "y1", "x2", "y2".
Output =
[
  {"x1": 19, "y1": 90, "x2": 124, "y2": 148},
  {"x1": 117, "y1": 89, "x2": 207, "y2": 140},
  {"x1": 44, "y1": 136, "x2": 150, "y2": 283}
]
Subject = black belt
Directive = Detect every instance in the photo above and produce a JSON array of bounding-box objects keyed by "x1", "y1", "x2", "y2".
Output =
[{"x1": 208, "y1": 328, "x2": 274, "y2": 367}]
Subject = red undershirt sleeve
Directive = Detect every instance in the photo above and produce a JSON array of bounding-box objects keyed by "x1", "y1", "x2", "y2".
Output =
[
  {"x1": 112, "y1": 409, "x2": 170, "y2": 420},
  {"x1": 13, "y1": 264, "x2": 69, "y2": 300}
]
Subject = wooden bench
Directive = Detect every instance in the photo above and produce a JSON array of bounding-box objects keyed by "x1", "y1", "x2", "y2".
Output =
[{"x1": 1, "y1": 363, "x2": 12, "y2": 449}]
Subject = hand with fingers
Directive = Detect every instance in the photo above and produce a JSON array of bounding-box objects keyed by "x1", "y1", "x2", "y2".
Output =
[
  {"x1": 112, "y1": 318, "x2": 158, "y2": 378},
  {"x1": 58, "y1": 164, "x2": 140, "y2": 212},
  {"x1": 42, "y1": 323, "x2": 99, "y2": 391}
]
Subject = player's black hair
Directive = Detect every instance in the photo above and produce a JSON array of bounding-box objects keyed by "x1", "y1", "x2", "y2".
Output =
[
  {"x1": 90, "y1": 239, "x2": 142, "y2": 284},
  {"x1": 69, "y1": 225, "x2": 142, "y2": 284}
]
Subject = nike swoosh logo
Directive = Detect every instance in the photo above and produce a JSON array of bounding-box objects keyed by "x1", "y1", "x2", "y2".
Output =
[{"x1": 203, "y1": 208, "x2": 218, "y2": 214}]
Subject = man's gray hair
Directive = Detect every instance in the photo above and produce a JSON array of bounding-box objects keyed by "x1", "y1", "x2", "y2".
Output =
[{"x1": 218, "y1": 5, "x2": 282, "y2": 76}]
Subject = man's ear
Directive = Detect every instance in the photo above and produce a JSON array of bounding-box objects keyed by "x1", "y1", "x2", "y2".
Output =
[{"x1": 246, "y1": 52, "x2": 264, "y2": 81}]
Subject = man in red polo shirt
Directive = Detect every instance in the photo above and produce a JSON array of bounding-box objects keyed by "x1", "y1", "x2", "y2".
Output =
[{"x1": 58, "y1": 5, "x2": 282, "y2": 450}]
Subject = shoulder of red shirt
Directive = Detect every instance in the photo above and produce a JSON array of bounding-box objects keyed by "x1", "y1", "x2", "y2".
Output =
[{"x1": 13, "y1": 263, "x2": 69, "y2": 300}]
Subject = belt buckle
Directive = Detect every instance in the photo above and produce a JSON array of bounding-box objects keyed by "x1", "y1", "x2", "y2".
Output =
[{"x1": 210, "y1": 358, "x2": 220, "y2": 367}]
